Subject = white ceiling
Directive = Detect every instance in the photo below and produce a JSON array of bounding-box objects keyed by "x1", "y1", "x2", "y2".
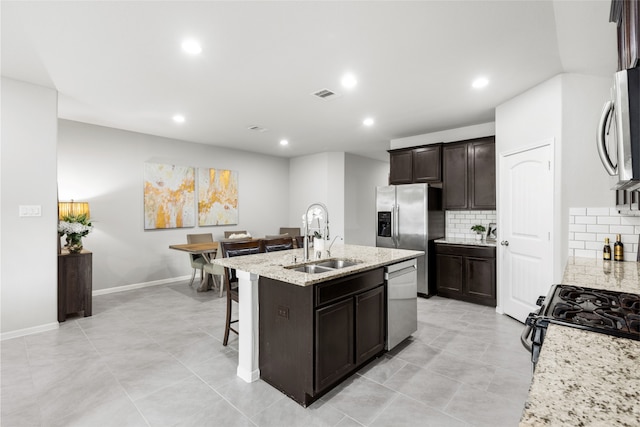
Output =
[{"x1": 1, "y1": 1, "x2": 618, "y2": 161}]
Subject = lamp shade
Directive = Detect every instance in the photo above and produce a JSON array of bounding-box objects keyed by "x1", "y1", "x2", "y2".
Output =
[{"x1": 58, "y1": 201, "x2": 90, "y2": 220}]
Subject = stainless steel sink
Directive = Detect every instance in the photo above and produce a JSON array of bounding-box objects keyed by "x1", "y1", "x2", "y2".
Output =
[
  {"x1": 287, "y1": 258, "x2": 361, "y2": 274},
  {"x1": 290, "y1": 264, "x2": 334, "y2": 274},
  {"x1": 315, "y1": 259, "x2": 360, "y2": 269}
]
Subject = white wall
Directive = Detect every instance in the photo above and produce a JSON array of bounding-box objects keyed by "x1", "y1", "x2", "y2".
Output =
[
  {"x1": 495, "y1": 73, "x2": 612, "y2": 283},
  {"x1": 390, "y1": 122, "x2": 496, "y2": 149},
  {"x1": 288, "y1": 152, "x2": 345, "y2": 241},
  {"x1": 344, "y1": 153, "x2": 389, "y2": 246},
  {"x1": 1, "y1": 78, "x2": 59, "y2": 337},
  {"x1": 58, "y1": 120, "x2": 290, "y2": 291}
]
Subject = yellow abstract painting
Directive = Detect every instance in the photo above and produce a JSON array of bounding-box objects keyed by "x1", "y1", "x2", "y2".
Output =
[
  {"x1": 198, "y1": 168, "x2": 238, "y2": 226},
  {"x1": 144, "y1": 163, "x2": 195, "y2": 229}
]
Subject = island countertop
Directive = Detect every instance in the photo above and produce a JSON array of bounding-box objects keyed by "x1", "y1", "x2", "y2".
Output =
[
  {"x1": 211, "y1": 244, "x2": 424, "y2": 286},
  {"x1": 520, "y1": 257, "x2": 640, "y2": 426}
]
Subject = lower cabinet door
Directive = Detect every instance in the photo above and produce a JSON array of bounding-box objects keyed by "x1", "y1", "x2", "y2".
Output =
[
  {"x1": 436, "y1": 253, "x2": 463, "y2": 297},
  {"x1": 355, "y1": 286, "x2": 385, "y2": 366},
  {"x1": 315, "y1": 298, "x2": 354, "y2": 393},
  {"x1": 464, "y1": 256, "x2": 496, "y2": 302}
]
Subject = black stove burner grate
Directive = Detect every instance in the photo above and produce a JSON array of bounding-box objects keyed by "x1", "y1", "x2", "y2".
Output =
[{"x1": 542, "y1": 285, "x2": 640, "y2": 341}]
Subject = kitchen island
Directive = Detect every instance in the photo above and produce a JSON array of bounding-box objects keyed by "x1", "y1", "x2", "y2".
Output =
[
  {"x1": 520, "y1": 257, "x2": 640, "y2": 426},
  {"x1": 212, "y1": 244, "x2": 423, "y2": 397}
]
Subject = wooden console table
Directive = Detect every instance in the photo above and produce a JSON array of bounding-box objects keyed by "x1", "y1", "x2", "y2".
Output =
[{"x1": 58, "y1": 249, "x2": 92, "y2": 322}]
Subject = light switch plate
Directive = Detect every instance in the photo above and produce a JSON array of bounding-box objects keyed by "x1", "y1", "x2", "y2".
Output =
[{"x1": 19, "y1": 205, "x2": 42, "y2": 217}]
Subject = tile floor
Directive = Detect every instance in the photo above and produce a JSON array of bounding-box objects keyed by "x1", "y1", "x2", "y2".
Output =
[{"x1": 1, "y1": 280, "x2": 532, "y2": 427}]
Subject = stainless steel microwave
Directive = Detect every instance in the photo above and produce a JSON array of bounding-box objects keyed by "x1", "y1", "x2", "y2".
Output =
[{"x1": 597, "y1": 67, "x2": 640, "y2": 190}]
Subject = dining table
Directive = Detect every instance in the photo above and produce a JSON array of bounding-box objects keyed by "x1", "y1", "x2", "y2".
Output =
[{"x1": 169, "y1": 242, "x2": 219, "y2": 292}]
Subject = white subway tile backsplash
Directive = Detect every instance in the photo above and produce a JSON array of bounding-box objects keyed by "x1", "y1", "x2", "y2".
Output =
[
  {"x1": 569, "y1": 224, "x2": 586, "y2": 232},
  {"x1": 586, "y1": 207, "x2": 610, "y2": 216},
  {"x1": 586, "y1": 224, "x2": 609, "y2": 233},
  {"x1": 574, "y1": 233, "x2": 597, "y2": 242},
  {"x1": 597, "y1": 216, "x2": 621, "y2": 225},
  {"x1": 568, "y1": 207, "x2": 640, "y2": 261},
  {"x1": 610, "y1": 225, "x2": 635, "y2": 235},
  {"x1": 445, "y1": 210, "x2": 496, "y2": 240},
  {"x1": 575, "y1": 216, "x2": 597, "y2": 225}
]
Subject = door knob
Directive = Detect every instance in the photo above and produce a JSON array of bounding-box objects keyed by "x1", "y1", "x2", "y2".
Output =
[{"x1": 501, "y1": 240, "x2": 509, "y2": 246}]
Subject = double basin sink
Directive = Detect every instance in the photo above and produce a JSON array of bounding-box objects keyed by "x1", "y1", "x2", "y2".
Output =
[{"x1": 287, "y1": 258, "x2": 361, "y2": 274}]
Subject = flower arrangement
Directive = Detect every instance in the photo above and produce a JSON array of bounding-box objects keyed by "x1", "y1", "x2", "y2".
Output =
[{"x1": 58, "y1": 213, "x2": 93, "y2": 253}]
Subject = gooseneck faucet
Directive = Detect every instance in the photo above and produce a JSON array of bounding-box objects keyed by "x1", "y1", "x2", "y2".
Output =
[{"x1": 303, "y1": 202, "x2": 329, "y2": 261}]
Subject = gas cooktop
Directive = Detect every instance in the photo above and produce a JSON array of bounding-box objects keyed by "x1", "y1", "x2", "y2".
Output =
[{"x1": 537, "y1": 284, "x2": 639, "y2": 341}]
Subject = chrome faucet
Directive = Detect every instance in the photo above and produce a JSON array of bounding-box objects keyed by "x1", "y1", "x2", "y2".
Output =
[
  {"x1": 303, "y1": 202, "x2": 329, "y2": 261},
  {"x1": 326, "y1": 235, "x2": 343, "y2": 257}
]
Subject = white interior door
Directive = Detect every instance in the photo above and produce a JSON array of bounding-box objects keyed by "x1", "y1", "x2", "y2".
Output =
[{"x1": 499, "y1": 143, "x2": 553, "y2": 323}]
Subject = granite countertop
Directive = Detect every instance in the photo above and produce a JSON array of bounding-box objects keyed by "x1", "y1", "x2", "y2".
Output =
[
  {"x1": 520, "y1": 257, "x2": 640, "y2": 426},
  {"x1": 562, "y1": 256, "x2": 640, "y2": 294},
  {"x1": 520, "y1": 326, "x2": 640, "y2": 426},
  {"x1": 212, "y1": 244, "x2": 424, "y2": 286},
  {"x1": 434, "y1": 237, "x2": 497, "y2": 247}
]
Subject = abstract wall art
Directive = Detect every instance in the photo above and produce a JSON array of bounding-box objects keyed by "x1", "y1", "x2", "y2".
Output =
[
  {"x1": 198, "y1": 168, "x2": 238, "y2": 226},
  {"x1": 143, "y1": 163, "x2": 195, "y2": 229}
]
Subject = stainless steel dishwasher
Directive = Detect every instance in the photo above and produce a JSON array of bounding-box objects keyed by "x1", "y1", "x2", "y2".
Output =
[{"x1": 385, "y1": 258, "x2": 418, "y2": 350}]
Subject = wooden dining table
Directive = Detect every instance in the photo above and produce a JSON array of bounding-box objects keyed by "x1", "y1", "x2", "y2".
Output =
[{"x1": 169, "y1": 242, "x2": 219, "y2": 292}]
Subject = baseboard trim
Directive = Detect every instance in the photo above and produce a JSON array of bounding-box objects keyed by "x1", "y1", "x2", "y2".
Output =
[
  {"x1": 1, "y1": 322, "x2": 59, "y2": 341},
  {"x1": 92, "y1": 275, "x2": 191, "y2": 296}
]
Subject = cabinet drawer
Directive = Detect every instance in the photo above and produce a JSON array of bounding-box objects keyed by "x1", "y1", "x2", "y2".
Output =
[
  {"x1": 315, "y1": 268, "x2": 384, "y2": 307},
  {"x1": 435, "y1": 244, "x2": 495, "y2": 258}
]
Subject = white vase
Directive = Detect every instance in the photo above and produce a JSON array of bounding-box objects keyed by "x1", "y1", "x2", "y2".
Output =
[
  {"x1": 313, "y1": 237, "x2": 325, "y2": 252},
  {"x1": 475, "y1": 233, "x2": 482, "y2": 241}
]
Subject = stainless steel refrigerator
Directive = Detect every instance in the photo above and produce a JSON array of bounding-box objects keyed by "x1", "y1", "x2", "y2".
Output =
[{"x1": 376, "y1": 183, "x2": 444, "y2": 296}]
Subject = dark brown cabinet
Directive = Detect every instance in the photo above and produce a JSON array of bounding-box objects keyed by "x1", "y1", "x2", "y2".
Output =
[
  {"x1": 611, "y1": 0, "x2": 639, "y2": 70},
  {"x1": 443, "y1": 137, "x2": 495, "y2": 210},
  {"x1": 389, "y1": 149, "x2": 414, "y2": 184},
  {"x1": 57, "y1": 250, "x2": 92, "y2": 322},
  {"x1": 259, "y1": 268, "x2": 385, "y2": 406},
  {"x1": 389, "y1": 144, "x2": 442, "y2": 185},
  {"x1": 435, "y1": 243, "x2": 496, "y2": 307}
]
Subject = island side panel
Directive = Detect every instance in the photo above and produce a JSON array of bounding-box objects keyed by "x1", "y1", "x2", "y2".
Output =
[{"x1": 259, "y1": 277, "x2": 315, "y2": 405}]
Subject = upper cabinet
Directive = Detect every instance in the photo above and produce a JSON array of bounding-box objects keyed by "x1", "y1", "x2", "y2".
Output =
[
  {"x1": 388, "y1": 144, "x2": 442, "y2": 185},
  {"x1": 611, "y1": 0, "x2": 639, "y2": 70},
  {"x1": 443, "y1": 136, "x2": 495, "y2": 210}
]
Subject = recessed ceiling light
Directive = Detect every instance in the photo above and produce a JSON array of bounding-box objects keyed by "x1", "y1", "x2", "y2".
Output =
[
  {"x1": 472, "y1": 77, "x2": 489, "y2": 89},
  {"x1": 280, "y1": 139, "x2": 289, "y2": 146},
  {"x1": 341, "y1": 73, "x2": 358, "y2": 89},
  {"x1": 363, "y1": 117, "x2": 375, "y2": 126},
  {"x1": 181, "y1": 39, "x2": 202, "y2": 55},
  {"x1": 173, "y1": 114, "x2": 185, "y2": 123}
]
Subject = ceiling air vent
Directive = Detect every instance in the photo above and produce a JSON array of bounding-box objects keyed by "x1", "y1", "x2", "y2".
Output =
[
  {"x1": 247, "y1": 125, "x2": 268, "y2": 132},
  {"x1": 312, "y1": 88, "x2": 341, "y2": 100}
]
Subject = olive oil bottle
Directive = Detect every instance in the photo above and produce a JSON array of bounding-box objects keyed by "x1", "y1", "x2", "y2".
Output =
[
  {"x1": 603, "y1": 238, "x2": 612, "y2": 260},
  {"x1": 614, "y1": 234, "x2": 624, "y2": 262}
]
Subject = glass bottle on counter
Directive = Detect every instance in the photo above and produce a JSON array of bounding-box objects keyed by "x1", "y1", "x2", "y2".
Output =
[
  {"x1": 603, "y1": 237, "x2": 612, "y2": 261},
  {"x1": 614, "y1": 234, "x2": 624, "y2": 262}
]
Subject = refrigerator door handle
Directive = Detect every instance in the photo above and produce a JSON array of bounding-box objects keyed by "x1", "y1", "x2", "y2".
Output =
[{"x1": 394, "y1": 205, "x2": 400, "y2": 246}]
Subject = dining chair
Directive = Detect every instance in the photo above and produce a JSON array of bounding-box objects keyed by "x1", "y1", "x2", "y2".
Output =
[
  {"x1": 186, "y1": 233, "x2": 214, "y2": 287},
  {"x1": 260, "y1": 237, "x2": 294, "y2": 252},
  {"x1": 202, "y1": 249, "x2": 225, "y2": 297},
  {"x1": 279, "y1": 227, "x2": 301, "y2": 237},
  {"x1": 224, "y1": 230, "x2": 248, "y2": 238},
  {"x1": 219, "y1": 239, "x2": 262, "y2": 346}
]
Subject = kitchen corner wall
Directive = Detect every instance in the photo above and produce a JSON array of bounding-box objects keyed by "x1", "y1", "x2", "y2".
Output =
[
  {"x1": 568, "y1": 207, "x2": 640, "y2": 261},
  {"x1": 445, "y1": 210, "x2": 497, "y2": 239}
]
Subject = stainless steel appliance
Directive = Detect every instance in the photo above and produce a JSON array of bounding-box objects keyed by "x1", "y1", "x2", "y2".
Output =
[
  {"x1": 521, "y1": 284, "x2": 640, "y2": 369},
  {"x1": 376, "y1": 183, "x2": 444, "y2": 297},
  {"x1": 597, "y1": 67, "x2": 640, "y2": 190},
  {"x1": 385, "y1": 258, "x2": 417, "y2": 350}
]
